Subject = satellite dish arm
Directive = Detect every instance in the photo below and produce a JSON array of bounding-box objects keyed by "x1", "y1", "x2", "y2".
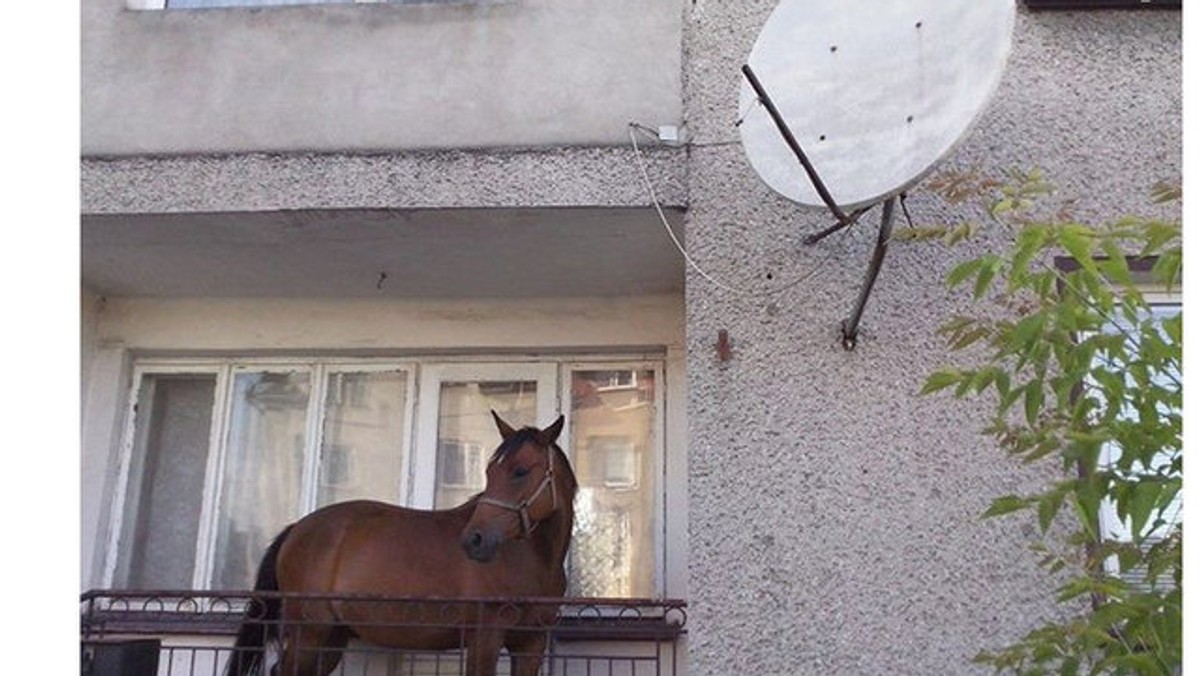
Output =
[
  {"x1": 841, "y1": 197, "x2": 895, "y2": 349},
  {"x1": 741, "y1": 64, "x2": 852, "y2": 225}
]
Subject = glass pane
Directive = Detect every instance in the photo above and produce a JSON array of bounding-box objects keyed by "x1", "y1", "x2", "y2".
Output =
[
  {"x1": 1098, "y1": 304, "x2": 1182, "y2": 545},
  {"x1": 212, "y1": 371, "x2": 310, "y2": 589},
  {"x1": 568, "y1": 369, "x2": 657, "y2": 598},
  {"x1": 317, "y1": 370, "x2": 408, "y2": 506},
  {"x1": 167, "y1": 0, "x2": 352, "y2": 7},
  {"x1": 434, "y1": 381, "x2": 537, "y2": 509},
  {"x1": 116, "y1": 374, "x2": 215, "y2": 589}
]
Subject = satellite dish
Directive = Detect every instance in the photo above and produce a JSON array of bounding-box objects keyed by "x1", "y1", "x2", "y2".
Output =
[{"x1": 738, "y1": 0, "x2": 1016, "y2": 209}]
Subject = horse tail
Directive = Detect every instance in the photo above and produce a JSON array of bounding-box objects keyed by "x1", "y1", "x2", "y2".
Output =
[{"x1": 225, "y1": 524, "x2": 294, "y2": 676}]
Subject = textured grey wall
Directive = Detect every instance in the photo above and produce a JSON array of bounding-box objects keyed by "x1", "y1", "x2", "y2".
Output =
[
  {"x1": 79, "y1": 0, "x2": 1180, "y2": 671},
  {"x1": 681, "y1": 3, "x2": 1179, "y2": 674},
  {"x1": 81, "y1": 147, "x2": 688, "y2": 213},
  {"x1": 82, "y1": 0, "x2": 683, "y2": 155}
]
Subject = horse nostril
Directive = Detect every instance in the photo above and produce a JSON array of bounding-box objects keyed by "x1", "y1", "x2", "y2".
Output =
[
  {"x1": 462, "y1": 529, "x2": 497, "y2": 562},
  {"x1": 462, "y1": 530, "x2": 483, "y2": 554}
]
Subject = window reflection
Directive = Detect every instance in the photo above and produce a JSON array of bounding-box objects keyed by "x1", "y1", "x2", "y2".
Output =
[
  {"x1": 569, "y1": 369, "x2": 656, "y2": 598},
  {"x1": 434, "y1": 381, "x2": 537, "y2": 509},
  {"x1": 212, "y1": 371, "x2": 310, "y2": 590},
  {"x1": 317, "y1": 371, "x2": 408, "y2": 506}
]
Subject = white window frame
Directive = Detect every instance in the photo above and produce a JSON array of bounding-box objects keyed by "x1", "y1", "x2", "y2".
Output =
[
  {"x1": 316, "y1": 363, "x2": 418, "y2": 507},
  {"x1": 104, "y1": 362, "x2": 228, "y2": 590},
  {"x1": 1095, "y1": 295, "x2": 1181, "y2": 579},
  {"x1": 413, "y1": 362, "x2": 558, "y2": 510},
  {"x1": 103, "y1": 358, "x2": 418, "y2": 590},
  {"x1": 104, "y1": 354, "x2": 674, "y2": 598},
  {"x1": 128, "y1": 0, "x2": 497, "y2": 9},
  {"x1": 562, "y1": 360, "x2": 667, "y2": 598}
]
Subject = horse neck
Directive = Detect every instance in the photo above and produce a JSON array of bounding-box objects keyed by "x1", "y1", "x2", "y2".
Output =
[
  {"x1": 537, "y1": 489, "x2": 574, "y2": 568},
  {"x1": 533, "y1": 455, "x2": 576, "y2": 573}
]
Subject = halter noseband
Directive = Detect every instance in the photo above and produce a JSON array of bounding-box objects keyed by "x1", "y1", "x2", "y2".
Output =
[{"x1": 477, "y1": 445, "x2": 558, "y2": 538}]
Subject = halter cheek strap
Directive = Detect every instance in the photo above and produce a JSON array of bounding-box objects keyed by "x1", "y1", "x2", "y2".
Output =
[{"x1": 477, "y1": 448, "x2": 558, "y2": 538}]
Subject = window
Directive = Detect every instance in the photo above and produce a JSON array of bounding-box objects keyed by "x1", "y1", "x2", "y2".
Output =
[
  {"x1": 112, "y1": 373, "x2": 217, "y2": 589},
  {"x1": 1023, "y1": 0, "x2": 1180, "y2": 9},
  {"x1": 568, "y1": 368, "x2": 660, "y2": 598},
  {"x1": 1095, "y1": 301, "x2": 1181, "y2": 587},
  {"x1": 108, "y1": 362, "x2": 413, "y2": 591},
  {"x1": 128, "y1": 0, "x2": 500, "y2": 9},
  {"x1": 105, "y1": 357, "x2": 665, "y2": 599}
]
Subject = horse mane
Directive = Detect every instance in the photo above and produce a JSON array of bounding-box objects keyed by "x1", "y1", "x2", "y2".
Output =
[
  {"x1": 488, "y1": 427, "x2": 578, "y2": 496},
  {"x1": 490, "y1": 427, "x2": 542, "y2": 463}
]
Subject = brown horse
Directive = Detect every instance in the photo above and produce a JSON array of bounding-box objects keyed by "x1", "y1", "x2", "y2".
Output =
[{"x1": 225, "y1": 412, "x2": 576, "y2": 676}]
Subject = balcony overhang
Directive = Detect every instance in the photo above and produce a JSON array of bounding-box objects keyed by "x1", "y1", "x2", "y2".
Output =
[{"x1": 81, "y1": 206, "x2": 685, "y2": 299}]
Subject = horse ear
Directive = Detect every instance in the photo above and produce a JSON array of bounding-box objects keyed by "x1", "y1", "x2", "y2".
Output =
[
  {"x1": 491, "y1": 410, "x2": 517, "y2": 440},
  {"x1": 537, "y1": 414, "x2": 565, "y2": 446}
]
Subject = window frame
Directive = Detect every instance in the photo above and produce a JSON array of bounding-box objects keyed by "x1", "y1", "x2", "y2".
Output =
[
  {"x1": 1093, "y1": 296, "x2": 1181, "y2": 582},
  {"x1": 105, "y1": 363, "x2": 228, "y2": 591},
  {"x1": 128, "y1": 0, "x2": 502, "y2": 9},
  {"x1": 562, "y1": 360, "x2": 667, "y2": 599},
  {"x1": 1023, "y1": 0, "x2": 1180, "y2": 9},
  {"x1": 1055, "y1": 256, "x2": 1181, "y2": 595},
  {"x1": 413, "y1": 362, "x2": 559, "y2": 510},
  {"x1": 103, "y1": 354, "x2": 671, "y2": 599},
  {"x1": 104, "y1": 358, "x2": 420, "y2": 590}
]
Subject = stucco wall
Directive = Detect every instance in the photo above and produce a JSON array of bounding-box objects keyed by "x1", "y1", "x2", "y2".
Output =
[
  {"x1": 81, "y1": 0, "x2": 683, "y2": 155},
  {"x1": 79, "y1": 0, "x2": 1181, "y2": 670},
  {"x1": 681, "y1": 4, "x2": 1179, "y2": 674}
]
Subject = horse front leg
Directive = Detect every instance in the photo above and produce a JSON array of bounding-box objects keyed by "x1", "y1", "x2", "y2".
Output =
[
  {"x1": 465, "y1": 630, "x2": 504, "y2": 676},
  {"x1": 506, "y1": 629, "x2": 550, "y2": 676},
  {"x1": 274, "y1": 624, "x2": 348, "y2": 676}
]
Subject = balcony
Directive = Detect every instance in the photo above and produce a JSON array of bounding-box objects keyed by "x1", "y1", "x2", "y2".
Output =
[{"x1": 81, "y1": 589, "x2": 687, "y2": 675}]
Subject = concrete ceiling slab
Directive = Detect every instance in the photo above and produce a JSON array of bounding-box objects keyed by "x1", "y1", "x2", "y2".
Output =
[{"x1": 81, "y1": 207, "x2": 686, "y2": 299}]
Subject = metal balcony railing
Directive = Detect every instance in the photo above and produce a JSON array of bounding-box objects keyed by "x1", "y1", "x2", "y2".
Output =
[{"x1": 81, "y1": 589, "x2": 687, "y2": 676}]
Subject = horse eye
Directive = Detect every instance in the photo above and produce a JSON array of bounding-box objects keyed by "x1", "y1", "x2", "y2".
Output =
[{"x1": 513, "y1": 466, "x2": 530, "y2": 479}]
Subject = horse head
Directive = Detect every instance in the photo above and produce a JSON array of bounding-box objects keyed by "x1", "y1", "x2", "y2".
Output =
[{"x1": 460, "y1": 412, "x2": 572, "y2": 563}]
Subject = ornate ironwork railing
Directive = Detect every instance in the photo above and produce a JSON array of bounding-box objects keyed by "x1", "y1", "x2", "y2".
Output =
[{"x1": 81, "y1": 589, "x2": 687, "y2": 675}]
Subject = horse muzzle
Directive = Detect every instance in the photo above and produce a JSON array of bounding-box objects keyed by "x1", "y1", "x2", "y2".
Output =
[{"x1": 461, "y1": 527, "x2": 503, "y2": 563}]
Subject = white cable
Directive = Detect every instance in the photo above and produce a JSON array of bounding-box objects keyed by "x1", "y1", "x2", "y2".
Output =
[{"x1": 628, "y1": 124, "x2": 847, "y2": 299}]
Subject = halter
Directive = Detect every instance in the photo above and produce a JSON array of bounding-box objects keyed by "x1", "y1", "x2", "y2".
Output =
[{"x1": 477, "y1": 445, "x2": 558, "y2": 538}]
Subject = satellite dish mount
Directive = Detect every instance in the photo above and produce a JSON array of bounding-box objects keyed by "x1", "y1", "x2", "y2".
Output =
[
  {"x1": 736, "y1": 0, "x2": 1015, "y2": 350},
  {"x1": 742, "y1": 63, "x2": 896, "y2": 350}
]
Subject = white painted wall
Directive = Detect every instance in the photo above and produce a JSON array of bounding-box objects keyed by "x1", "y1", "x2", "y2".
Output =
[{"x1": 79, "y1": 294, "x2": 687, "y2": 594}]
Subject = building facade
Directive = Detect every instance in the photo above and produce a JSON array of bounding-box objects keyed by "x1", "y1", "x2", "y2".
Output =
[{"x1": 80, "y1": 0, "x2": 1181, "y2": 672}]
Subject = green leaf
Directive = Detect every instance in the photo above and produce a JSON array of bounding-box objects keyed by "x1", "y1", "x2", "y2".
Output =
[
  {"x1": 1100, "y1": 653, "x2": 1166, "y2": 674},
  {"x1": 1024, "y1": 381, "x2": 1044, "y2": 427},
  {"x1": 1012, "y1": 225, "x2": 1050, "y2": 277},
  {"x1": 972, "y1": 256, "x2": 1002, "y2": 300},
  {"x1": 1037, "y1": 489, "x2": 1067, "y2": 533},
  {"x1": 947, "y1": 259, "x2": 983, "y2": 289},
  {"x1": 989, "y1": 196, "x2": 1016, "y2": 217},
  {"x1": 920, "y1": 369, "x2": 962, "y2": 395},
  {"x1": 952, "y1": 327, "x2": 992, "y2": 351},
  {"x1": 1023, "y1": 438, "x2": 1059, "y2": 465},
  {"x1": 1057, "y1": 224, "x2": 1099, "y2": 276},
  {"x1": 1152, "y1": 248, "x2": 1182, "y2": 291},
  {"x1": 983, "y1": 494, "x2": 1031, "y2": 518},
  {"x1": 917, "y1": 173, "x2": 1183, "y2": 674},
  {"x1": 1127, "y1": 481, "x2": 1164, "y2": 542},
  {"x1": 1096, "y1": 243, "x2": 1133, "y2": 288},
  {"x1": 943, "y1": 222, "x2": 977, "y2": 246},
  {"x1": 1012, "y1": 313, "x2": 1048, "y2": 349}
]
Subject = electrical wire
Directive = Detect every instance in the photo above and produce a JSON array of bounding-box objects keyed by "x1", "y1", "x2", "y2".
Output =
[{"x1": 628, "y1": 123, "x2": 851, "y2": 299}]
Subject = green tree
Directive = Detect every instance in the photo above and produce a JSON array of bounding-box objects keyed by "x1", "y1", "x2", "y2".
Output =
[{"x1": 910, "y1": 169, "x2": 1182, "y2": 674}]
